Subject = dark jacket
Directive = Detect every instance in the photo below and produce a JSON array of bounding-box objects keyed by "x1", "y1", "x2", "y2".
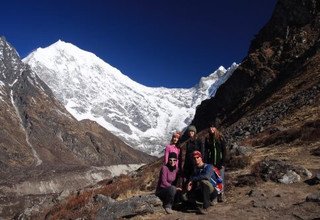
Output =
[
  {"x1": 190, "y1": 163, "x2": 222, "y2": 191},
  {"x1": 204, "y1": 134, "x2": 226, "y2": 169},
  {"x1": 190, "y1": 163, "x2": 213, "y2": 182},
  {"x1": 181, "y1": 138, "x2": 204, "y2": 180}
]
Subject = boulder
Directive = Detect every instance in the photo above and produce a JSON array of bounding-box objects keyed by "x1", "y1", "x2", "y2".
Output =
[{"x1": 96, "y1": 194, "x2": 162, "y2": 220}]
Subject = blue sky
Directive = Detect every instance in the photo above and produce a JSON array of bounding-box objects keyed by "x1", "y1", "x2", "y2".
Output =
[{"x1": 2, "y1": 0, "x2": 277, "y2": 88}]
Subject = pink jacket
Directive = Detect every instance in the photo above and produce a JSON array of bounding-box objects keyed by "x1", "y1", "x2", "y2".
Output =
[{"x1": 164, "y1": 144, "x2": 180, "y2": 168}]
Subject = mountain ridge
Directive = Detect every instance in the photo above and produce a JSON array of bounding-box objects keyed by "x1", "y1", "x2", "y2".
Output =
[
  {"x1": 0, "y1": 36, "x2": 155, "y2": 218},
  {"x1": 23, "y1": 41, "x2": 238, "y2": 155}
]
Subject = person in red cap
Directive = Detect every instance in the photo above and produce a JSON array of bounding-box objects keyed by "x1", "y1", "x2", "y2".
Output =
[{"x1": 185, "y1": 150, "x2": 221, "y2": 214}]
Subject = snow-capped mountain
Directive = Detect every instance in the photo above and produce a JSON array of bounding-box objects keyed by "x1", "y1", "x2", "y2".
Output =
[{"x1": 23, "y1": 40, "x2": 238, "y2": 156}]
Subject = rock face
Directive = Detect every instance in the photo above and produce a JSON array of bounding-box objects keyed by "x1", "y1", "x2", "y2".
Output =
[
  {"x1": 191, "y1": 0, "x2": 320, "y2": 143},
  {"x1": 0, "y1": 36, "x2": 154, "y2": 171},
  {"x1": 0, "y1": 36, "x2": 155, "y2": 218}
]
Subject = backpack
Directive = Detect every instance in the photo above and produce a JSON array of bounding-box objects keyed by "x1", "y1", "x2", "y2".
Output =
[{"x1": 210, "y1": 166, "x2": 223, "y2": 193}]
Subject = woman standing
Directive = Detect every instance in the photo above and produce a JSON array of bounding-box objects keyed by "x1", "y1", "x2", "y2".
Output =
[
  {"x1": 204, "y1": 123, "x2": 226, "y2": 202},
  {"x1": 182, "y1": 125, "x2": 204, "y2": 181},
  {"x1": 156, "y1": 152, "x2": 181, "y2": 214},
  {"x1": 164, "y1": 131, "x2": 181, "y2": 168}
]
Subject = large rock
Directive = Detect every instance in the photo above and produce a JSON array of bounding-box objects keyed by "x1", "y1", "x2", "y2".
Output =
[
  {"x1": 306, "y1": 191, "x2": 320, "y2": 203},
  {"x1": 96, "y1": 194, "x2": 162, "y2": 220},
  {"x1": 256, "y1": 158, "x2": 312, "y2": 183}
]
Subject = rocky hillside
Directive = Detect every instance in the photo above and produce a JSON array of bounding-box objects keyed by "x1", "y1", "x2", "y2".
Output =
[
  {"x1": 0, "y1": 37, "x2": 155, "y2": 219},
  {"x1": 192, "y1": 0, "x2": 320, "y2": 141},
  {"x1": 14, "y1": 0, "x2": 320, "y2": 219}
]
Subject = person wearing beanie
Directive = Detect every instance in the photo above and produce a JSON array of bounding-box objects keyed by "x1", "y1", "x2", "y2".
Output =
[
  {"x1": 187, "y1": 125, "x2": 197, "y2": 133},
  {"x1": 164, "y1": 131, "x2": 181, "y2": 169},
  {"x1": 185, "y1": 150, "x2": 220, "y2": 215},
  {"x1": 181, "y1": 125, "x2": 204, "y2": 181},
  {"x1": 156, "y1": 152, "x2": 182, "y2": 214}
]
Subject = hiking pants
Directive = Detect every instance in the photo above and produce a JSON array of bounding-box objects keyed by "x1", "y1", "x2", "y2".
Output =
[
  {"x1": 220, "y1": 166, "x2": 225, "y2": 192},
  {"x1": 156, "y1": 185, "x2": 177, "y2": 208},
  {"x1": 190, "y1": 180, "x2": 214, "y2": 209},
  {"x1": 200, "y1": 180, "x2": 214, "y2": 208}
]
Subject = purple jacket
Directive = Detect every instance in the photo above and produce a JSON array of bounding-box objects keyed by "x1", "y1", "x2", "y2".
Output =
[{"x1": 157, "y1": 165, "x2": 178, "y2": 189}]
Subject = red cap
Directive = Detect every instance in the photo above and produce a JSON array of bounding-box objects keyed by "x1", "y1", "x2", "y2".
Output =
[{"x1": 192, "y1": 150, "x2": 202, "y2": 158}]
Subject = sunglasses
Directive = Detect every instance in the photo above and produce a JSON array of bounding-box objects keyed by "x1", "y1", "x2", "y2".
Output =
[
  {"x1": 169, "y1": 159, "x2": 177, "y2": 162},
  {"x1": 193, "y1": 156, "x2": 201, "y2": 160}
]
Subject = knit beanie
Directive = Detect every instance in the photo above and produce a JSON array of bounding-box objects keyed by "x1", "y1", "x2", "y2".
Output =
[
  {"x1": 168, "y1": 152, "x2": 177, "y2": 159},
  {"x1": 188, "y1": 125, "x2": 197, "y2": 133}
]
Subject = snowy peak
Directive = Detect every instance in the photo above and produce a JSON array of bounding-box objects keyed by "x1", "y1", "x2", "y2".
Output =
[
  {"x1": 24, "y1": 40, "x2": 238, "y2": 155},
  {"x1": 1, "y1": 36, "x2": 152, "y2": 170},
  {"x1": 24, "y1": 40, "x2": 146, "y2": 90}
]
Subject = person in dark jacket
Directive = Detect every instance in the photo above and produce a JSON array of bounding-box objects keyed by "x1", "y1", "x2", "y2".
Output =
[
  {"x1": 204, "y1": 122, "x2": 226, "y2": 202},
  {"x1": 156, "y1": 152, "x2": 182, "y2": 214},
  {"x1": 181, "y1": 125, "x2": 204, "y2": 181},
  {"x1": 186, "y1": 151, "x2": 219, "y2": 214}
]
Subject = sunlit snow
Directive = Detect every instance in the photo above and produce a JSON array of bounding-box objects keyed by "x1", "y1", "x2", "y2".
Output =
[{"x1": 23, "y1": 40, "x2": 238, "y2": 156}]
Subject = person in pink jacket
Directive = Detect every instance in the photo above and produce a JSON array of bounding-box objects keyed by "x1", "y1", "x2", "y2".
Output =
[{"x1": 164, "y1": 131, "x2": 181, "y2": 168}]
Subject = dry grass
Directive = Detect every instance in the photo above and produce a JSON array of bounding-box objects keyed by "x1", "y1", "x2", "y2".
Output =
[
  {"x1": 45, "y1": 190, "x2": 97, "y2": 220},
  {"x1": 42, "y1": 160, "x2": 162, "y2": 219}
]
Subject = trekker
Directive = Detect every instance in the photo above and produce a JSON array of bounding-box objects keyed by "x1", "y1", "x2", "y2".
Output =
[
  {"x1": 181, "y1": 125, "x2": 204, "y2": 181},
  {"x1": 156, "y1": 152, "x2": 182, "y2": 214},
  {"x1": 204, "y1": 122, "x2": 226, "y2": 202},
  {"x1": 186, "y1": 151, "x2": 220, "y2": 214},
  {"x1": 164, "y1": 131, "x2": 181, "y2": 169}
]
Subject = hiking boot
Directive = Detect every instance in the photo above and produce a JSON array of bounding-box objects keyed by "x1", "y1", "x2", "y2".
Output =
[
  {"x1": 210, "y1": 197, "x2": 218, "y2": 206},
  {"x1": 197, "y1": 207, "x2": 209, "y2": 215},
  {"x1": 165, "y1": 207, "x2": 173, "y2": 214},
  {"x1": 181, "y1": 193, "x2": 188, "y2": 202},
  {"x1": 217, "y1": 193, "x2": 224, "y2": 202}
]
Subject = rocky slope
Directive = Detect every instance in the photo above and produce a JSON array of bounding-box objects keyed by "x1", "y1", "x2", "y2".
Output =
[
  {"x1": 35, "y1": 0, "x2": 320, "y2": 219},
  {"x1": 0, "y1": 37, "x2": 155, "y2": 219},
  {"x1": 192, "y1": 0, "x2": 320, "y2": 138}
]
